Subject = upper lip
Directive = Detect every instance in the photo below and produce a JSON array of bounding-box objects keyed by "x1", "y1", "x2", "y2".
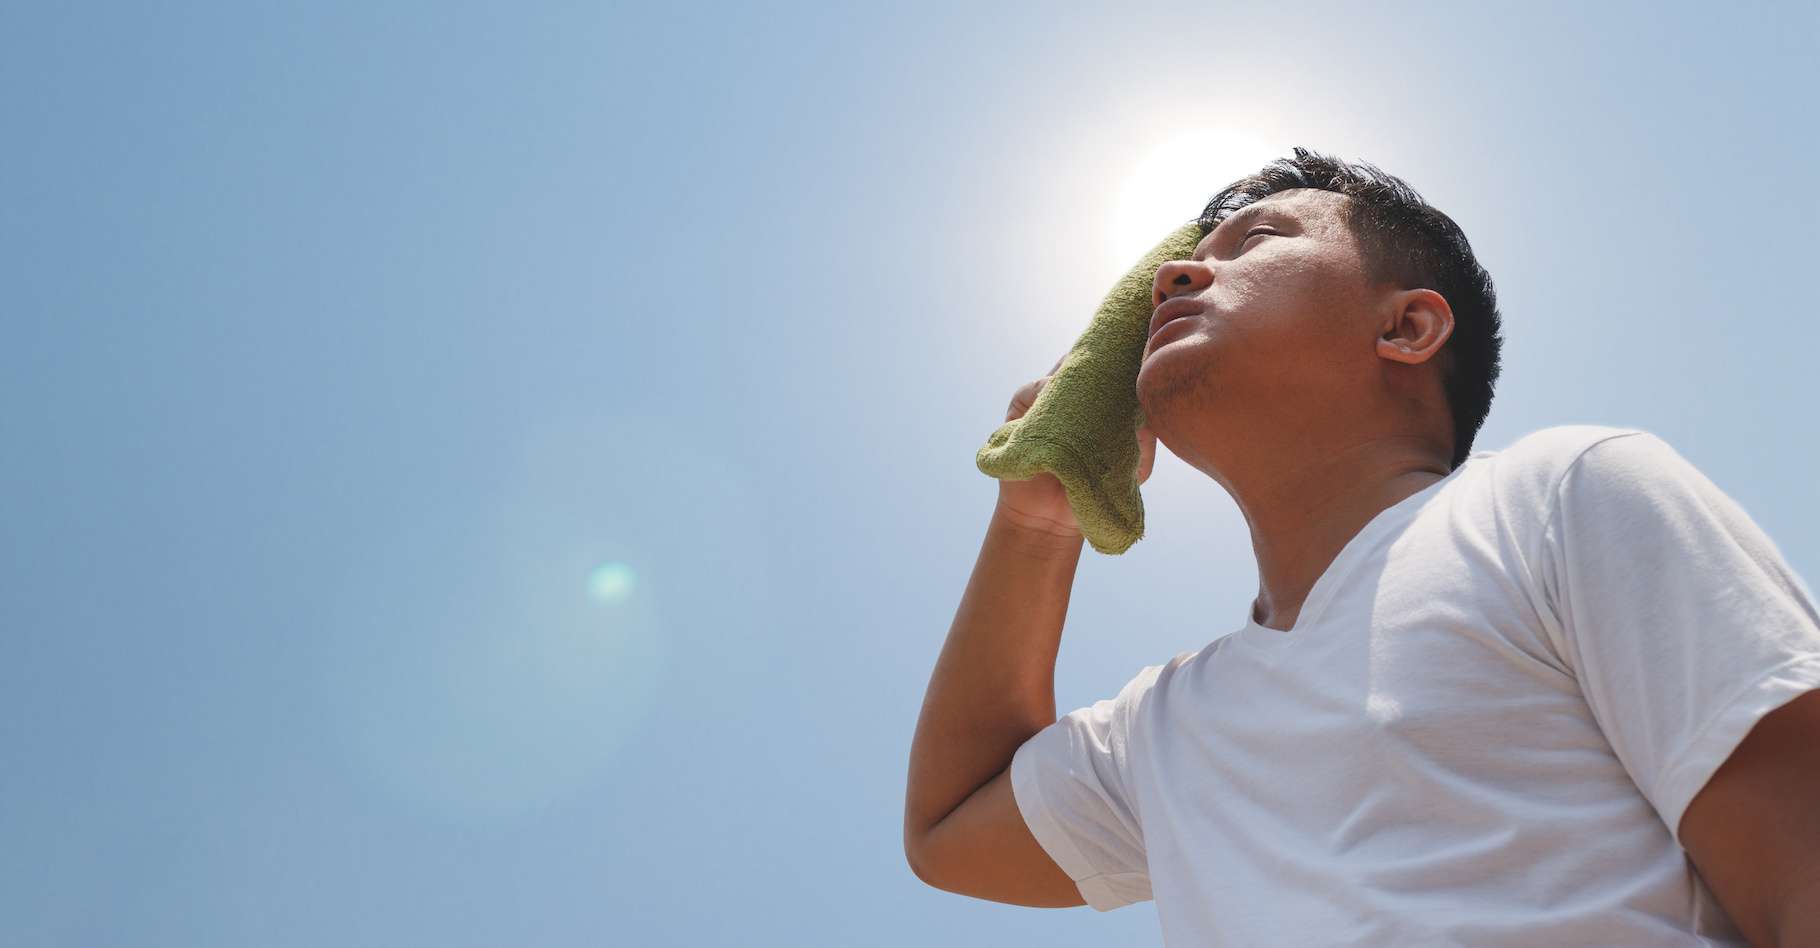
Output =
[{"x1": 1149, "y1": 297, "x2": 1206, "y2": 339}]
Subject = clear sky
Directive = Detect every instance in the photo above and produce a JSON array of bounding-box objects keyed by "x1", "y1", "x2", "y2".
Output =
[{"x1": 3, "y1": 2, "x2": 1816, "y2": 945}]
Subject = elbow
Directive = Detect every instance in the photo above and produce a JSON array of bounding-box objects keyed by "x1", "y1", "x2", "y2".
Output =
[
  {"x1": 904, "y1": 827, "x2": 950, "y2": 891},
  {"x1": 904, "y1": 824, "x2": 929, "y2": 884}
]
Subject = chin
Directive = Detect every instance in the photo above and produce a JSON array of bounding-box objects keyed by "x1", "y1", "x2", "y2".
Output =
[
  {"x1": 1137, "y1": 344, "x2": 1191, "y2": 393},
  {"x1": 1138, "y1": 349, "x2": 1214, "y2": 423},
  {"x1": 1135, "y1": 374, "x2": 1174, "y2": 433}
]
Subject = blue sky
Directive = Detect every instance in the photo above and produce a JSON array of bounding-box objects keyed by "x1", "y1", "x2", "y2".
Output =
[{"x1": 3, "y1": 2, "x2": 1816, "y2": 944}]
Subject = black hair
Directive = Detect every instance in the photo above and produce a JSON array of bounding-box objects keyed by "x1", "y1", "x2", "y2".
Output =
[{"x1": 1197, "y1": 146, "x2": 1503, "y2": 470}]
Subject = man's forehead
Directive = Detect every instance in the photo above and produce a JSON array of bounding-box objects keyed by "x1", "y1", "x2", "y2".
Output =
[{"x1": 1215, "y1": 188, "x2": 1335, "y2": 225}]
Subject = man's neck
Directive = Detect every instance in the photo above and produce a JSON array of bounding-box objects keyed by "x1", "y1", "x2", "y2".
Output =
[{"x1": 1233, "y1": 442, "x2": 1451, "y2": 632}]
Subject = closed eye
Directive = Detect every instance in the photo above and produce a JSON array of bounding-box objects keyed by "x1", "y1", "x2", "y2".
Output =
[
  {"x1": 1192, "y1": 224, "x2": 1279, "y2": 261},
  {"x1": 1240, "y1": 227, "x2": 1275, "y2": 247}
]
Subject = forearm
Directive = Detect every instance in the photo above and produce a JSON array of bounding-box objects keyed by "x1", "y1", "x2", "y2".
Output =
[{"x1": 903, "y1": 502, "x2": 1085, "y2": 846}]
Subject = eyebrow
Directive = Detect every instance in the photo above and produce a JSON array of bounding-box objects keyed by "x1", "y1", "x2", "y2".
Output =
[{"x1": 1194, "y1": 202, "x2": 1289, "y2": 259}]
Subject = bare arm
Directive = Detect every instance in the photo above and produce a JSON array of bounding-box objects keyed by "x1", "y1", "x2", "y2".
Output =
[
  {"x1": 903, "y1": 501, "x2": 1087, "y2": 905},
  {"x1": 1678, "y1": 688, "x2": 1820, "y2": 948}
]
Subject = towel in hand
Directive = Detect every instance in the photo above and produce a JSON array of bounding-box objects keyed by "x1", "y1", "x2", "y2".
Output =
[{"x1": 975, "y1": 220, "x2": 1205, "y2": 555}]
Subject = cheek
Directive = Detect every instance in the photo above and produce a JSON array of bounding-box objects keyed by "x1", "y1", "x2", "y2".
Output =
[
  {"x1": 1255, "y1": 260, "x2": 1363, "y2": 328},
  {"x1": 1225, "y1": 256, "x2": 1320, "y2": 308}
]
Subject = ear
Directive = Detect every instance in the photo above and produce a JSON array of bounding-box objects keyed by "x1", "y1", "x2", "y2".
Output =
[{"x1": 1377, "y1": 288, "x2": 1454, "y2": 365}]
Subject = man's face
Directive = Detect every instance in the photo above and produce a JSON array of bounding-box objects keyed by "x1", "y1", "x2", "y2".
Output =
[{"x1": 1134, "y1": 187, "x2": 1392, "y2": 455}]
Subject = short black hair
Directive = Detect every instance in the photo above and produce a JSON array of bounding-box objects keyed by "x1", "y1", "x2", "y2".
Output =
[{"x1": 1197, "y1": 146, "x2": 1504, "y2": 471}]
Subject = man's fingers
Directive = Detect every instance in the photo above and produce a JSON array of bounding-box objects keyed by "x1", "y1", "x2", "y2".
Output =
[{"x1": 1007, "y1": 377, "x2": 1045, "y2": 420}]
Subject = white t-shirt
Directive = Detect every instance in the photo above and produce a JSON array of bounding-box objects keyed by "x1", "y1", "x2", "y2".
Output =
[{"x1": 1011, "y1": 424, "x2": 1820, "y2": 946}]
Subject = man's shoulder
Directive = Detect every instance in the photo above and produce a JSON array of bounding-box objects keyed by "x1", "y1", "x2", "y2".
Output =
[
  {"x1": 1466, "y1": 424, "x2": 1659, "y2": 512},
  {"x1": 1483, "y1": 424, "x2": 1659, "y2": 476},
  {"x1": 1502, "y1": 423, "x2": 1651, "y2": 462}
]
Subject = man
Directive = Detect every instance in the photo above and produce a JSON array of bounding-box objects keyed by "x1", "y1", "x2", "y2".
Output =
[{"x1": 903, "y1": 147, "x2": 1820, "y2": 946}]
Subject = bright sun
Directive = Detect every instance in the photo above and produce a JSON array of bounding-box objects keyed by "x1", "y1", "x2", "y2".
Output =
[{"x1": 1108, "y1": 128, "x2": 1282, "y2": 270}]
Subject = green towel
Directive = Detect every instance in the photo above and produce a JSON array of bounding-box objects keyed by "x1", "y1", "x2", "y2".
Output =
[{"x1": 976, "y1": 220, "x2": 1205, "y2": 555}]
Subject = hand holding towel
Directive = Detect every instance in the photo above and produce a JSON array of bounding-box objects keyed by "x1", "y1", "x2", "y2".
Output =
[{"x1": 975, "y1": 220, "x2": 1205, "y2": 555}]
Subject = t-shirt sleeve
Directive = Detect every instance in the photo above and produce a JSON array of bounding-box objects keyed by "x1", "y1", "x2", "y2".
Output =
[
  {"x1": 1009, "y1": 663, "x2": 1160, "y2": 911},
  {"x1": 1538, "y1": 430, "x2": 1820, "y2": 845}
]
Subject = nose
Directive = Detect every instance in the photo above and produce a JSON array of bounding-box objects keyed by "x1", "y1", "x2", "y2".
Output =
[{"x1": 1154, "y1": 259, "x2": 1210, "y2": 306}]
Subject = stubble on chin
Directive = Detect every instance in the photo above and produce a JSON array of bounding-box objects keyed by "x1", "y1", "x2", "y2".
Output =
[
  {"x1": 1138, "y1": 351, "x2": 1210, "y2": 433},
  {"x1": 1142, "y1": 352, "x2": 1235, "y2": 482}
]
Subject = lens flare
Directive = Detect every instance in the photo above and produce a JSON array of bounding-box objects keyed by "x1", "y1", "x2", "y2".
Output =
[
  {"x1": 321, "y1": 410, "x2": 770, "y2": 826},
  {"x1": 587, "y1": 562, "x2": 635, "y2": 604}
]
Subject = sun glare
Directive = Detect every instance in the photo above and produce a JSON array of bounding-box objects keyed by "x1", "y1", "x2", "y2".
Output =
[{"x1": 1109, "y1": 128, "x2": 1281, "y2": 271}]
